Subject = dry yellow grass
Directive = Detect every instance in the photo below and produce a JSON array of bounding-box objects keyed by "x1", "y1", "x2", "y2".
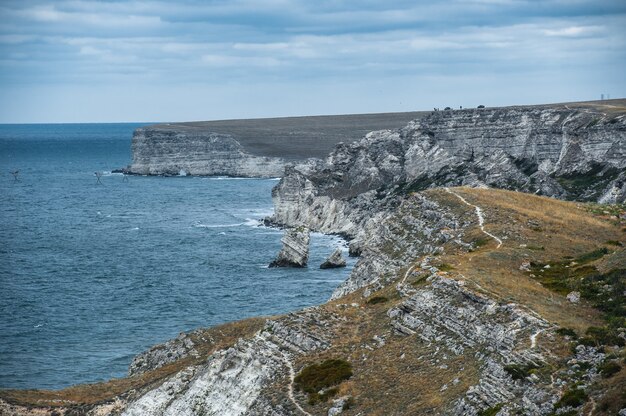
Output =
[{"x1": 421, "y1": 187, "x2": 624, "y2": 332}]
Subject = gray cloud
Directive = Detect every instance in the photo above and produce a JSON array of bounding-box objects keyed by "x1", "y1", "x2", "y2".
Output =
[{"x1": 0, "y1": 0, "x2": 624, "y2": 122}]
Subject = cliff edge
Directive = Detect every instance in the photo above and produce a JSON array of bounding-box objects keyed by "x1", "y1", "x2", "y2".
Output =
[{"x1": 126, "y1": 111, "x2": 425, "y2": 177}]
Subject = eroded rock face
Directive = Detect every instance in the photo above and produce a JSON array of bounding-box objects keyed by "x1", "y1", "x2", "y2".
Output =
[
  {"x1": 320, "y1": 249, "x2": 346, "y2": 269},
  {"x1": 127, "y1": 128, "x2": 291, "y2": 177},
  {"x1": 269, "y1": 227, "x2": 310, "y2": 268},
  {"x1": 123, "y1": 308, "x2": 341, "y2": 416},
  {"x1": 390, "y1": 270, "x2": 552, "y2": 414},
  {"x1": 270, "y1": 106, "x2": 626, "y2": 245},
  {"x1": 128, "y1": 332, "x2": 198, "y2": 376}
]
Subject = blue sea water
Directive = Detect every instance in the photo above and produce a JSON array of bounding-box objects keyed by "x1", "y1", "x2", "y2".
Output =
[{"x1": 0, "y1": 123, "x2": 354, "y2": 390}]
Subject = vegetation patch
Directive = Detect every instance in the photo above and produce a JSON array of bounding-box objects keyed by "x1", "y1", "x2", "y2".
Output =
[
  {"x1": 366, "y1": 296, "x2": 389, "y2": 305},
  {"x1": 580, "y1": 326, "x2": 625, "y2": 347},
  {"x1": 503, "y1": 363, "x2": 540, "y2": 380},
  {"x1": 554, "y1": 388, "x2": 588, "y2": 409},
  {"x1": 472, "y1": 236, "x2": 491, "y2": 249},
  {"x1": 586, "y1": 202, "x2": 626, "y2": 218},
  {"x1": 294, "y1": 359, "x2": 353, "y2": 405},
  {"x1": 478, "y1": 403, "x2": 503, "y2": 416},
  {"x1": 437, "y1": 263, "x2": 455, "y2": 272},
  {"x1": 527, "y1": 248, "x2": 625, "y2": 348},
  {"x1": 598, "y1": 360, "x2": 621, "y2": 378},
  {"x1": 554, "y1": 164, "x2": 620, "y2": 201},
  {"x1": 556, "y1": 327, "x2": 578, "y2": 339}
]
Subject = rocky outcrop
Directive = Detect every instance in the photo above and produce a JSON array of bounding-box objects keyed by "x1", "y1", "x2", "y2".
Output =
[
  {"x1": 320, "y1": 249, "x2": 346, "y2": 269},
  {"x1": 123, "y1": 308, "x2": 342, "y2": 416},
  {"x1": 269, "y1": 227, "x2": 310, "y2": 267},
  {"x1": 269, "y1": 104, "x2": 626, "y2": 256},
  {"x1": 128, "y1": 332, "x2": 198, "y2": 376},
  {"x1": 390, "y1": 262, "x2": 553, "y2": 414}
]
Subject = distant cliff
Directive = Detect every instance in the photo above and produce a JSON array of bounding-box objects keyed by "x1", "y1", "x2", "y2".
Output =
[{"x1": 125, "y1": 112, "x2": 425, "y2": 177}]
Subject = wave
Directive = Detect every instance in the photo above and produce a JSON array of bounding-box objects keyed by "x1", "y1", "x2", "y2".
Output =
[
  {"x1": 194, "y1": 222, "x2": 245, "y2": 228},
  {"x1": 244, "y1": 218, "x2": 261, "y2": 227}
]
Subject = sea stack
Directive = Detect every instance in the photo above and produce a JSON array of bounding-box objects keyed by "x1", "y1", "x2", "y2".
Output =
[
  {"x1": 320, "y1": 248, "x2": 347, "y2": 269},
  {"x1": 269, "y1": 227, "x2": 310, "y2": 267}
]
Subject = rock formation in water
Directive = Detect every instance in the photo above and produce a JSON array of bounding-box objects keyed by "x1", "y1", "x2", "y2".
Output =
[
  {"x1": 269, "y1": 227, "x2": 310, "y2": 267},
  {"x1": 320, "y1": 248, "x2": 346, "y2": 269}
]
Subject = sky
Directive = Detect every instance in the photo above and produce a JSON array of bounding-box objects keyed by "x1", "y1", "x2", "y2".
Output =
[{"x1": 0, "y1": 0, "x2": 625, "y2": 123}]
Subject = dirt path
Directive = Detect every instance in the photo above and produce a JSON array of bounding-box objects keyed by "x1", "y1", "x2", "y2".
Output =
[
  {"x1": 280, "y1": 350, "x2": 312, "y2": 416},
  {"x1": 445, "y1": 188, "x2": 503, "y2": 248}
]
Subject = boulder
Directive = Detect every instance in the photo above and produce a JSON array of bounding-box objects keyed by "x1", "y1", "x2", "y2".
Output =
[
  {"x1": 320, "y1": 248, "x2": 347, "y2": 269},
  {"x1": 566, "y1": 291, "x2": 581, "y2": 303},
  {"x1": 269, "y1": 227, "x2": 310, "y2": 267}
]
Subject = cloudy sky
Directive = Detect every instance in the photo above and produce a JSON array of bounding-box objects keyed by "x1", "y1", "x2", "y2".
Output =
[{"x1": 0, "y1": 0, "x2": 625, "y2": 123}]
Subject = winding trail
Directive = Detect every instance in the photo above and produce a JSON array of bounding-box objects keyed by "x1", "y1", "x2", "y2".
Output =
[
  {"x1": 400, "y1": 264, "x2": 416, "y2": 285},
  {"x1": 445, "y1": 188, "x2": 502, "y2": 249},
  {"x1": 280, "y1": 350, "x2": 312, "y2": 416}
]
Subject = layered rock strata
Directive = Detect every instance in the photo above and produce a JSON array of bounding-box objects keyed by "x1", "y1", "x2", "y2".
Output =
[
  {"x1": 127, "y1": 129, "x2": 292, "y2": 177},
  {"x1": 269, "y1": 227, "x2": 310, "y2": 268},
  {"x1": 269, "y1": 105, "x2": 626, "y2": 256},
  {"x1": 125, "y1": 111, "x2": 425, "y2": 177}
]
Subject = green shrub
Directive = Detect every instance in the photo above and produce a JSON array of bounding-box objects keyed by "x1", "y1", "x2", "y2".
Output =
[
  {"x1": 366, "y1": 296, "x2": 389, "y2": 305},
  {"x1": 555, "y1": 388, "x2": 588, "y2": 409},
  {"x1": 478, "y1": 403, "x2": 503, "y2": 416},
  {"x1": 598, "y1": 361, "x2": 621, "y2": 378},
  {"x1": 576, "y1": 247, "x2": 609, "y2": 264},
  {"x1": 504, "y1": 364, "x2": 539, "y2": 380},
  {"x1": 585, "y1": 326, "x2": 625, "y2": 347},
  {"x1": 556, "y1": 327, "x2": 578, "y2": 338},
  {"x1": 294, "y1": 359, "x2": 353, "y2": 404},
  {"x1": 438, "y1": 263, "x2": 455, "y2": 272}
]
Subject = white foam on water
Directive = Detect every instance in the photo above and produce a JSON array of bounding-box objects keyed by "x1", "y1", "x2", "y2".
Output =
[
  {"x1": 244, "y1": 218, "x2": 261, "y2": 227},
  {"x1": 130, "y1": 227, "x2": 139, "y2": 231},
  {"x1": 194, "y1": 222, "x2": 245, "y2": 228}
]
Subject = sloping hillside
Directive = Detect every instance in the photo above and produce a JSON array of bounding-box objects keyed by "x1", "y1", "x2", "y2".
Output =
[{"x1": 2, "y1": 188, "x2": 624, "y2": 415}]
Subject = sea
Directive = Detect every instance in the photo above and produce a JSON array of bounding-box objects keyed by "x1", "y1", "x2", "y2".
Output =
[{"x1": 0, "y1": 123, "x2": 354, "y2": 390}]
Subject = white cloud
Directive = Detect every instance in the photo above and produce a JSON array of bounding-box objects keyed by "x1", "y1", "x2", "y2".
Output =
[{"x1": 544, "y1": 25, "x2": 602, "y2": 37}]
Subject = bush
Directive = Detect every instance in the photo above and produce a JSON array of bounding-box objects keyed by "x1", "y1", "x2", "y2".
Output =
[
  {"x1": 599, "y1": 361, "x2": 621, "y2": 378},
  {"x1": 556, "y1": 327, "x2": 578, "y2": 339},
  {"x1": 366, "y1": 296, "x2": 389, "y2": 305},
  {"x1": 478, "y1": 404, "x2": 502, "y2": 416},
  {"x1": 585, "y1": 326, "x2": 625, "y2": 347},
  {"x1": 555, "y1": 388, "x2": 588, "y2": 409},
  {"x1": 294, "y1": 359, "x2": 353, "y2": 404},
  {"x1": 437, "y1": 263, "x2": 455, "y2": 272},
  {"x1": 504, "y1": 364, "x2": 539, "y2": 380}
]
